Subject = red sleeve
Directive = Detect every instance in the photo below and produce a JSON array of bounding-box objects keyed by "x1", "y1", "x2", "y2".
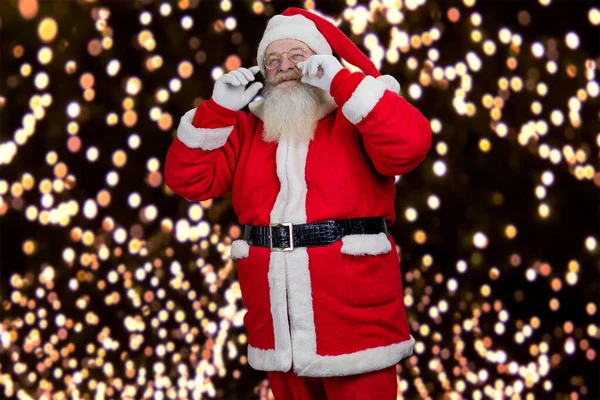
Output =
[{"x1": 164, "y1": 98, "x2": 253, "y2": 201}]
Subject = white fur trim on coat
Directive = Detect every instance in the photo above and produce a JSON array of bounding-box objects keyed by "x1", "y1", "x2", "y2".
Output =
[
  {"x1": 377, "y1": 74, "x2": 401, "y2": 95},
  {"x1": 247, "y1": 251, "x2": 292, "y2": 371},
  {"x1": 257, "y1": 14, "x2": 333, "y2": 76},
  {"x1": 230, "y1": 240, "x2": 249, "y2": 260},
  {"x1": 177, "y1": 108, "x2": 233, "y2": 150},
  {"x1": 340, "y1": 232, "x2": 392, "y2": 256},
  {"x1": 248, "y1": 345, "x2": 291, "y2": 371},
  {"x1": 269, "y1": 137, "x2": 310, "y2": 225},
  {"x1": 341, "y1": 76, "x2": 387, "y2": 125},
  {"x1": 295, "y1": 337, "x2": 415, "y2": 377}
]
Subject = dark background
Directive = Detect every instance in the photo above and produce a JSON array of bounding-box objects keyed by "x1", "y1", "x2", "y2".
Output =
[{"x1": 1, "y1": 0, "x2": 598, "y2": 398}]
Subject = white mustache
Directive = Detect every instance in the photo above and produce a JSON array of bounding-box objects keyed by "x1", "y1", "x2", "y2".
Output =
[{"x1": 272, "y1": 71, "x2": 302, "y2": 85}]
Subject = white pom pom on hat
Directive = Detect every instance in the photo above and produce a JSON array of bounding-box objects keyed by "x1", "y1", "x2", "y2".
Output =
[{"x1": 257, "y1": 7, "x2": 401, "y2": 94}]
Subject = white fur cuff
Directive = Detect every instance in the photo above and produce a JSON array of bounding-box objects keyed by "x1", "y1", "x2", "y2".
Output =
[
  {"x1": 340, "y1": 232, "x2": 392, "y2": 256},
  {"x1": 377, "y1": 74, "x2": 401, "y2": 94},
  {"x1": 177, "y1": 108, "x2": 234, "y2": 150},
  {"x1": 230, "y1": 240, "x2": 250, "y2": 260},
  {"x1": 341, "y1": 76, "x2": 387, "y2": 125}
]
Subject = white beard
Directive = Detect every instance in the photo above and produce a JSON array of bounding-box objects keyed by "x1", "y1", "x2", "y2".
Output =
[{"x1": 261, "y1": 80, "x2": 328, "y2": 143}]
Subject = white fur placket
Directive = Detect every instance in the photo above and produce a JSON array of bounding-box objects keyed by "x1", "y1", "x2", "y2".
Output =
[{"x1": 246, "y1": 135, "x2": 311, "y2": 372}]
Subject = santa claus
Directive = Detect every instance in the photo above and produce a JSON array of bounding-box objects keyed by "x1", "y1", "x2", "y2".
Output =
[{"x1": 165, "y1": 7, "x2": 432, "y2": 400}]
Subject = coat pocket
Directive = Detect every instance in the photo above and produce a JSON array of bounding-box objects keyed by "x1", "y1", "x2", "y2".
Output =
[
  {"x1": 341, "y1": 233, "x2": 400, "y2": 308},
  {"x1": 231, "y1": 240, "x2": 255, "y2": 309}
]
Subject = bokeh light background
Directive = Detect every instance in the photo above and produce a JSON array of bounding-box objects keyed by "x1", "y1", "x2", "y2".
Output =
[{"x1": 1, "y1": 0, "x2": 599, "y2": 398}]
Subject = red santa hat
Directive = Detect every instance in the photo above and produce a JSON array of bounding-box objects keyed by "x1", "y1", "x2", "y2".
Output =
[{"x1": 257, "y1": 7, "x2": 400, "y2": 94}]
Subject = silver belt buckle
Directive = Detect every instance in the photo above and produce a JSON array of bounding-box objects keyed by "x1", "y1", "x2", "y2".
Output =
[{"x1": 269, "y1": 222, "x2": 294, "y2": 252}]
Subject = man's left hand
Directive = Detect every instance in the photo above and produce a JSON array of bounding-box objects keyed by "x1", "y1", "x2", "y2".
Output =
[{"x1": 297, "y1": 55, "x2": 344, "y2": 94}]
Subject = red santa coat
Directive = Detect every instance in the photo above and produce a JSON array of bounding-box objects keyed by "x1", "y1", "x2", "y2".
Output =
[{"x1": 164, "y1": 69, "x2": 432, "y2": 377}]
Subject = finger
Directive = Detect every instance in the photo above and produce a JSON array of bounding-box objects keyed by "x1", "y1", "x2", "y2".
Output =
[
  {"x1": 300, "y1": 61, "x2": 309, "y2": 77},
  {"x1": 225, "y1": 71, "x2": 242, "y2": 86},
  {"x1": 230, "y1": 70, "x2": 248, "y2": 86},
  {"x1": 238, "y1": 68, "x2": 255, "y2": 82},
  {"x1": 249, "y1": 66, "x2": 261, "y2": 75},
  {"x1": 298, "y1": 62, "x2": 306, "y2": 76},
  {"x1": 221, "y1": 75, "x2": 238, "y2": 86},
  {"x1": 309, "y1": 60, "x2": 320, "y2": 78},
  {"x1": 243, "y1": 82, "x2": 263, "y2": 103}
]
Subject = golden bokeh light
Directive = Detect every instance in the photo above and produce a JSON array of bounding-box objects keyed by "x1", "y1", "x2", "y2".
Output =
[
  {"x1": 38, "y1": 17, "x2": 58, "y2": 42},
  {"x1": 178, "y1": 61, "x2": 194, "y2": 79}
]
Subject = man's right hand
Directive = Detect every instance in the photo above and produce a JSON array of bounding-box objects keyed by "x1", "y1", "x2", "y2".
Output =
[{"x1": 212, "y1": 66, "x2": 263, "y2": 112}]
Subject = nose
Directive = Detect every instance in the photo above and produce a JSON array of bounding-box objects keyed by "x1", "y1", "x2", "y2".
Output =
[{"x1": 278, "y1": 56, "x2": 297, "y2": 73}]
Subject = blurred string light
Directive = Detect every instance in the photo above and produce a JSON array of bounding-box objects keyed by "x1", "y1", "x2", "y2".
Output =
[{"x1": 0, "y1": 0, "x2": 598, "y2": 399}]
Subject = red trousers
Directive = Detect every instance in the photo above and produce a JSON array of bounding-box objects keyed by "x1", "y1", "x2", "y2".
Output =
[{"x1": 267, "y1": 365, "x2": 398, "y2": 400}]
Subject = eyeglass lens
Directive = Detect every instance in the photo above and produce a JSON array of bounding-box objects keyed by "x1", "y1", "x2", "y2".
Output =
[{"x1": 265, "y1": 48, "x2": 309, "y2": 69}]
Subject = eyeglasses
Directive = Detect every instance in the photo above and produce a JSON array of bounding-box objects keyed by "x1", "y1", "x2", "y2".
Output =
[{"x1": 263, "y1": 48, "x2": 313, "y2": 70}]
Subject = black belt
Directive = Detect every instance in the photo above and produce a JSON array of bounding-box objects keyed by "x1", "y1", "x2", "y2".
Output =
[{"x1": 243, "y1": 217, "x2": 389, "y2": 251}]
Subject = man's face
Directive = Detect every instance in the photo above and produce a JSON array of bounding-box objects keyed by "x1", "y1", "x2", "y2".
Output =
[{"x1": 264, "y1": 39, "x2": 314, "y2": 84}]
